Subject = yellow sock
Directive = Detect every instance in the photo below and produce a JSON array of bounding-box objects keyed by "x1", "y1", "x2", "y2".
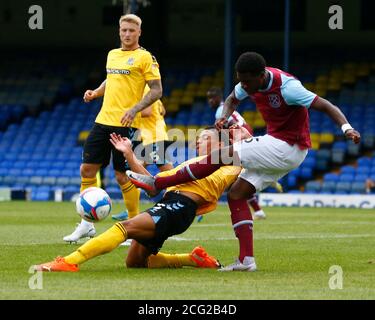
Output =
[
  {"x1": 64, "y1": 223, "x2": 127, "y2": 265},
  {"x1": 120, "y1": 181, "x2": 140, "y2": 218},
  {"x1": 80, "y1": 176, "x2": 98, "y2": 193},
  {"x1": 96, "y1": 171, "x2": 102, "y2": 188},
  {"x1": 147, "y1": 252, "x2": 197, "y2": 268}
]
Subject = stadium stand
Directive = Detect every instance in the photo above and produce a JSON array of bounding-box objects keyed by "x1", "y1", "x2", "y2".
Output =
[{"x1": 1, "y1": 53, "x2": 375, "y2": 199}]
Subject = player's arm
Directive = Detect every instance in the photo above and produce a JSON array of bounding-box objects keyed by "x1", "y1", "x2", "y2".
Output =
[
  {"x1": 121, "y1": 79, "x2": 163, "y2": 126},
  {"x1": 109, "y1": 133, "x2": 151, "y2": 177},
  {"x1": 282, "y1": 76, "x2": 360, "y2": 144},
  {"x1": 215, "y1": 87, "x2": 243, "y2": 129},
  {"x1": 83, "y1": 80, "x2": 106, "y2": 103},
  {"x1": 310, "y1": 97, "x2": 360, "y2": 144},
  {"x1": 141, "y1": 105, "x2": 153, "y2": 117}
]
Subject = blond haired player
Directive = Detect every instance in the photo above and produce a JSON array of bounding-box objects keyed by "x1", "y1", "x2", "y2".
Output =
[
  {"x1": 35, "y1": 128, "x2": 255, "y2": 272},
  {"x1": 64, "y1": 14, "x2": 162, "y2": 243}
]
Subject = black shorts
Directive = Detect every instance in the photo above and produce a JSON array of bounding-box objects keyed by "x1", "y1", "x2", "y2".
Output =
[
  {"x1": 132, "y1": 140, "x2": 173, "y2": 166},
  {"x1": 83, "y1": 123, "x2": 138, "y2": 172},
  {"x1": 138, "y1": 192, "x2": 198, "y2": 254}
]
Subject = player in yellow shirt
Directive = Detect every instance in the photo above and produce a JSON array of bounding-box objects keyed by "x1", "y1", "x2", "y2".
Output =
[
  {"x1": 63, "y1": 14, "x2": 162, "y2": 243},
  {"x1": 35, "y1": 127, "x2": 255, "y2": 272},
  {"x1": 138, "y1": 92, "x2": 173, "y2": 172},
  {"x1": 111, "y1": 86, "x2": 173, "y2": 222}
]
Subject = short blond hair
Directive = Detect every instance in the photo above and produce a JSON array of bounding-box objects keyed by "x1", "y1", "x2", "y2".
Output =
[{"x1": 119, "y1": 14, "x2": 142, "y2": 27}]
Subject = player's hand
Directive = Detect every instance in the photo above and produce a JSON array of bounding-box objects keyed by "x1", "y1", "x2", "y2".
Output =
[
  {"x1": 83, "y1": 90, "x2": 97, "y2": 103},
  {"x1": 121, "y1": 108, "x2": 136, "y2": 127},
  {"x1": 109, "y1": 133, "x2": 132, "y2": 155},
  {"x1": 215, "y1": 117, "x2": 228, "y2": 130},
  {"x1": 228, "y1": 124, "x2": 252, "y2": 144},
  {"x1": 345, "y1": 129, "x2": 361, "y2": 144}
]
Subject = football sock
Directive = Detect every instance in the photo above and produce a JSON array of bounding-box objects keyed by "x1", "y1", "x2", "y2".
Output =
[
  {"x1": 64, "y1": 223, "x2": 127, "y2": 265},
  {"x1": 155, "y1": 154, "x2": 222, "y2": 190},
  {"x1": 79, "y1": 219, "x2": 94, "y2": 228},
  {"x1": 147, "y1": 253, "x2": 196, "y2": 268},
  {"x1": 120, "y1": 181, "x2": 140, "y2": 218},
  {"x1": 248, "y1": 195, "x2": 261, "y2": 212},
  {"x1": 228, "y1": 198, "x2": 254, "y2": 262},
  {"x1": 80, "y1": 176, "x2": 97, "y2": 193}
]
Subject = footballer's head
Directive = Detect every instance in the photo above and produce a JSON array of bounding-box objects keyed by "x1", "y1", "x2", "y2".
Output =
[
  {"x1": 206, "y1": 87, "x2": 223, "y2": 109},
  {"x1": 119, "y1": 14, "x2": 142, "y2": 50},
  {"x1": 235, "y1": 52, "x2": 267, "y2": 94},
  {"x1": 196, "y1": 127, "x2": 224, "y2": 156}
]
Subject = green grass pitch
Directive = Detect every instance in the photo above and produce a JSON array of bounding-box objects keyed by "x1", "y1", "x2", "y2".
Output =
[{"x1": 0, "y1": 201, "x2": 374, "y2": 300}]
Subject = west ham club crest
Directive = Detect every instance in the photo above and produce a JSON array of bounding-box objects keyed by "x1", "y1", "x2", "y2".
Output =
[{"x1": 268, "y1": 94, "x2": 281, "y2": 108}]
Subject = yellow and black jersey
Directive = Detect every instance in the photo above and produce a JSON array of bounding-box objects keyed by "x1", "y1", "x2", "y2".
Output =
[
  {"x1": 140, "y1": 86, "x2": 168, "y2": 145},
  {"x1": 157, "y1": 156, "x2": 241, "y2": 215},
  {"x1": 96, "y1": 47, "x2": 161, "y2": 128}
]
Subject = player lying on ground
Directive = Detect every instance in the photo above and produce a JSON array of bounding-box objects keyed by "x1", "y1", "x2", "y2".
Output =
[
  {"x1": 127, "y1": 51, "x2": 361, "y2": 271},
  {"x1": 35, "y1": 127, "x2": 251, "y2": 272}
]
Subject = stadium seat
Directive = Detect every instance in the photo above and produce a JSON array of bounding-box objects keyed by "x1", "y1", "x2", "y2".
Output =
[
  {"x1": 339, "y1": 174, "x2": 354, "y2": 182},
  {"x1": 335, "y1": 182, "x2": 352, "y2": 194},
  {"x1": 321, "y1": 181, "x2": 336, "y2": 193},
  {"x1": 324, "y1": 173, "x2": 339, "y2": 182},
  {"x1": 341, "y1": 165, "x2": 356, "y2": 174},
  {"x1": 351, "y1": 182, "x2": 366, "y2": 194},
  {"x1": 305, "y1": 181, "x2": 321, "y2": 193}
]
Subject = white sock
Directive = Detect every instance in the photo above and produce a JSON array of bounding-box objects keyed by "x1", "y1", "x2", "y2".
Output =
[{"x1": 80, "y1": 219, "x2": 94, "y2": 228}]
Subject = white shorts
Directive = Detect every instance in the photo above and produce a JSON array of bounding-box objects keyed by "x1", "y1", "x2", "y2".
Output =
[{"x1": 232, "y1": 135, "x2": 308, "y2": 192}]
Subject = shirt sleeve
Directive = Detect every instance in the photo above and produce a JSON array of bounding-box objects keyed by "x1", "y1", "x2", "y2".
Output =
[
  {"x1": 215, "y1": 106, "x2": 223, "y2": 120},
  {"x1": 280, "y1": 74, "x2": 317, "y2": 108},
  {"x1": 142, "y1": 53, "x2": 161, "y2": 81},
  {"x1": 234, "y1": 83, "x2": 249, "y2": 101}
]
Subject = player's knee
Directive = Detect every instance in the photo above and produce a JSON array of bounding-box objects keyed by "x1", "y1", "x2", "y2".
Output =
[
  {"x1": 125, "y1": 251, "x2": 148, "y2": 268},
  {"x1": 80, "y1": 164, "x2": 97, "y2": 178},
  {"x1": 115, "y1": 171, "x2": 129, "y2": 185}
]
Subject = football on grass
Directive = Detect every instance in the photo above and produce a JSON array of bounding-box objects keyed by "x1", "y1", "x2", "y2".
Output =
[{"x1": 76, "y1": 187, "x2": 112, "y2": 222}]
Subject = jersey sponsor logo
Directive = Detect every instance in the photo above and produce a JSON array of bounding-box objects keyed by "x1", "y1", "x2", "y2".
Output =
[
  {"x1": 106, "y1": 68, "x2": 131, "y2": 75},
  {"x1": 268, "y1": 94, "x2": 281, "y2": 108}
]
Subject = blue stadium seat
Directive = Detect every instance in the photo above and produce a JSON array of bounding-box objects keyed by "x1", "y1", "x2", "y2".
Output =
[
  {"x1": 22, "y1": 169, "x2": 35, "y2": 177},
  {"x1": 341, "y1": 165, "x2": 356, "y2": 174},
  {"x1": 35, "y1": 169, "x2": 48, "y2": 176},
  {"x1": 351, "y1": 182, "x2": 366, "y2": 194},
  {"x1": 305, "y1": 181, "x2": 321, "y2": 193},
  {"x1": 356, "y1": 166, "x2": 370, "y2": 174},
  {"x1": 323, "y1": 173, "x2": 339, "y2": 182},
  {"x1": 339, "y1": 174, "x2": 354, "y2": 182},
  {"x1": 358, "y1": 157, "x2": 371, "y2": 167},
  {"x1": 29, "y1": 176, "x2": 43, "y2": 185},
  {"x1": 300, "y1": 167, "x2": 313, "y2": 179},
  {"x1": 354, "y1": 174, "x2": 368, "y2": 182},
  {"x1": 56, "y1": 177, "x2": 70, "y2": 186},
  {"x1": 321, "y1": 181, "x2": 336, "y2": 193},
  {"x1": 60, "y1": 169, "x2": 75, "y2": 177},
  {"x1": 335, "y1": 182, "x2": 351, "y2": 194}
]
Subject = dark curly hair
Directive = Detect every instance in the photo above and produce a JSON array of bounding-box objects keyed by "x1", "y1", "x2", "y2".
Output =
[{"x1": 235, "y1": 52, "x2": 266, "y2": 76}]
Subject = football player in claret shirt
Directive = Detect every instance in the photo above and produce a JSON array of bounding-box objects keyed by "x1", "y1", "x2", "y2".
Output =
[
  {"x1": 63, "y1": 14, "x2": 162, "y2": 243},
  {"x1": 128, "y1": 52, "x2": 361, "y2": 271},
  {"x1": 35, "y1": 127, "x2": 254, "y2": 272},
  {"x1": 207, "y1": 86, "x2": 283, "y2": 220}
]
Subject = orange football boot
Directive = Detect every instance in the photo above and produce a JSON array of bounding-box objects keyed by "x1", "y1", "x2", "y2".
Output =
[
  {"x1": 34, "y1": 256, "x2": 79, "y2": 272},
  {"x1": 190, "y1": 246, "x2": 221, "y2": 268}
]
